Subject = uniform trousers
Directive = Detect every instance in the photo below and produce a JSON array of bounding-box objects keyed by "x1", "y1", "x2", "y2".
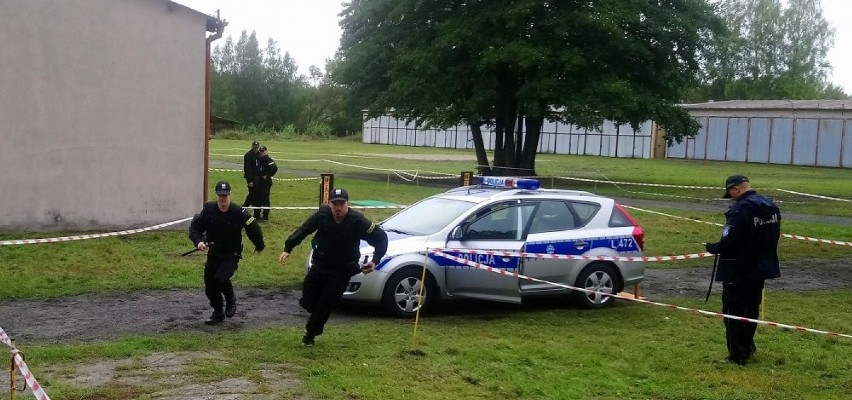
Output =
[
  {"x1": 299, "y1": 271, "x2": 350, "y2": 338},
  {"x1": 721, "y1": 279, "x2": 765, "y2": 362},
  {"x1": 257, "y1": 183, "x2": 272, "y2": 219},
  {"x1": 204, "y1": 253, "x2": 239, "y2": 311},
  {"x1": 243, "y1": 184, "x2": 261, "y2": 218}
]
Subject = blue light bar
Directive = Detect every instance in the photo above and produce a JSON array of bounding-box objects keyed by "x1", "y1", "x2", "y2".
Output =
[{"x1": 478, "y1": 176, "x2": 541, "y2": 190}]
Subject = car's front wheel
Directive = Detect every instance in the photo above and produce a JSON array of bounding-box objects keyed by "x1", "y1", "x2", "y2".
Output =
[
  {"x1": 573, "y1": 262, "x2": 620, "y2": 308},
  {"x1": 381, "y1": 266, "x2": 436, "y2": 318}
]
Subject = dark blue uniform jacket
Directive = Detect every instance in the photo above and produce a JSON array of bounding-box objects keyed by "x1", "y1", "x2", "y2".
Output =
[
  {"x1": 711, "y1": 191, "x2": 781, "y2": 283},
  {"x1": 283, "y1": 205, "x2": 388, "y2": 276},
  {"x1": 189, "y1": 202, "x2": 265, "y2": 256}
]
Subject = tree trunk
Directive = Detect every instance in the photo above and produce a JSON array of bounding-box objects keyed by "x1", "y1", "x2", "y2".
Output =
[
  {"x1": 494, "y1": 63, "x2": 518, "y2": 175},
  {"x1": 469, "y1": 123, "x2": 492, "y2": 176},
  {"x1": 520, "y1": 115, "x2": 542, "y2": 176},
  {"x1": 493, "y1": 118, "x2": 505, "y2": 172},
  {"x1": 515, "y1": 114, "x2": 524, "y2": 170}
]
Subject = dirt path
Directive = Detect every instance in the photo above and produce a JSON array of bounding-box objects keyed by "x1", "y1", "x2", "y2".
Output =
[{"x1": 1, "y1": 258, "x2": 850, "y2": 345}]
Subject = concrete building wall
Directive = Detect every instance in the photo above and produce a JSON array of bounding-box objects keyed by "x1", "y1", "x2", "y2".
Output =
[{"x1": 0, "y1": 0, "x2": 209, "y2": 231}]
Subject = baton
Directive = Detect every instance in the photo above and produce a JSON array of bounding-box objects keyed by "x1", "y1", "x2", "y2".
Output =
[
  {"x1": 181, "y1": 242, "x2": 214, "y2": 256},
  {"x1": 704, "y1": 254, "x2": 719, "y2": 303}
]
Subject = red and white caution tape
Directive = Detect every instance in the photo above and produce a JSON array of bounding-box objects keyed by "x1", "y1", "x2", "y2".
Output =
[
  {"x1": 623, "y1": 205, "x2": 852, "y2": 247},
  {"x1": 11, "y1": 349, "x2": 51, "y2": 400},
  {"x1": 2, "y1": 326, "x2": 52, "y2": 400},
  {"x1": 776, "y1": 189, "x2": 852, "y2": 203},
  {"x1": 0, "y1": 325, "x2": 11, "y2": 347},
  {"x1": 622, "y1": 205, "x2": 724, "y2": 227},
  {"x1": 272, "y1": 176, "x2": 320, "y2": 182},
  {"x1": 780, "y1": 234, "x2": 852, "y2": 246},
  {"x1": 431, "y1": 248, "x2": 712, "y2": 263},
  {"x1": 244, "y1": 205, "x2": 407, "y2": 210},
  {"x1": 430, "y1": 250, "x2": 852, "y2": 339},
  {"x1": 0, "y1": 217, "x2": 192, "y2": 246}
]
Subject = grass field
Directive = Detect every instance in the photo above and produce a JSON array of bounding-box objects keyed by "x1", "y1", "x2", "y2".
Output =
[{"x1": 2, "y1": 138, "x2": 851, "y2": 399}]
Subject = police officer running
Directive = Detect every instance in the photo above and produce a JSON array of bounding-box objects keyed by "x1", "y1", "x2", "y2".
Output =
[
  {"x1": 279, "y1": 188, "x2": 388, "y2": 346},
  {"x1": 257, "y1": 145, "x2": 278, "y2": 222},
  {"x1": 704, "y1": 175, "x2": 781, "y2": 365},
  {"x1": 190, "y1": 181, "x2": 265, "y2": 325},
  {"x1": 243, "y1": 140, "x2": 262, "y2": 219}
]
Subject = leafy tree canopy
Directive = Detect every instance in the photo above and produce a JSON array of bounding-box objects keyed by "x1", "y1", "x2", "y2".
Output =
[
  {"x1": 692, "y1": 0, "x2": 847, "y2": 100},
  {"x1": 334, "y1": 0, "x2": 723, "y2": 173}
]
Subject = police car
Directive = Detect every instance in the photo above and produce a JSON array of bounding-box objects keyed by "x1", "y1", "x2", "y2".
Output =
[{"x1": 312, "y1": 177, "x2": 645, "y2": 317}]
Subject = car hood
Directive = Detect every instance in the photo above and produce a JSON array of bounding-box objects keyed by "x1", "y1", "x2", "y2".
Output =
[{"x1": 359, "y1": 230, "x2": 432, "y2": 257}]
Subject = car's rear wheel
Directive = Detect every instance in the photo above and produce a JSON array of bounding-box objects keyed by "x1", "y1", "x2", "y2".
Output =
[
  {"x1": 381, "y1": 266, "x2": 436, "y2": 318},
  {"x1": 573, "y1": 262, "x2": 619, "y2": 308}
]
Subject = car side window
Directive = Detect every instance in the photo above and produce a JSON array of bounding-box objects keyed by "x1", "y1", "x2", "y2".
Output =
[
  {"x1": 529, "y1": 200, "x2": 577, "y2": 233},
  {"x1": 568, "y1": 201, "x2": 600, "y2": 227},
  {"x1": 465, "y1": 203, "x2": 533, "y2": 240}
]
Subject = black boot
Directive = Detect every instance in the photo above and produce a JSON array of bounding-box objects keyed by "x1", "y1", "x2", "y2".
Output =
[
  {"x1": 225, "y1": 296, "x2": 237, "y2": 318},
  {"x1": 205, "y1": 309, "x2": 225, "y2": 325}
]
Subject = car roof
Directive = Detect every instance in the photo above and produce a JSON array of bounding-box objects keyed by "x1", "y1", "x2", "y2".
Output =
[{"x1": 437, "y1": 185, "x2": 609, "y2": 204}]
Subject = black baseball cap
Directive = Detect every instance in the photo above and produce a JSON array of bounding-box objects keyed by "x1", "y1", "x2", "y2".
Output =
[
  {"x1": 251, "y1": 141, "x2": 260, "y2": 147},
  {"x1": 330, "y1": 188, "x2": 349, "y2": 202},
  {"x1": 215, "y1": 180, "x2": 232, "y2": 196},
  {"x1": 723, "y1": 175, "x2": 748, "y2": 198},
  {"x1": 259, "y1": 145, "x2": 268, "y2": 152}
]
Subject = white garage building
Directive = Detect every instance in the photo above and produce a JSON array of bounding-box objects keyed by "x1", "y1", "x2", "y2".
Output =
[{"x1": 0, "y1": 0, "x2": 223, "y2": 232}]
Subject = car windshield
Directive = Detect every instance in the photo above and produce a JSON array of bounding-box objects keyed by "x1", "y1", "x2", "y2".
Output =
[{"x1": 381, "y1": 197, "x2": 476, "y2": 236}]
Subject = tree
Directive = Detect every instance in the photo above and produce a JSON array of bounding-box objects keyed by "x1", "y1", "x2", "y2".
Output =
[
  {"x1": 210, "y1": 30, "x2": 305, "y2": 128},
  {"x1": 335, "y1": 0, "x2": 722, "y2": 175},
  {"x1": 691, "y1": 0, "x2": 843, "y2": 100}
]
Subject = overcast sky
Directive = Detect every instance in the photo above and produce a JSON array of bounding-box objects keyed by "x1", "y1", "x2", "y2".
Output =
[{"x1": 175, "y1": 0, "x2": 852, "y2": 93}]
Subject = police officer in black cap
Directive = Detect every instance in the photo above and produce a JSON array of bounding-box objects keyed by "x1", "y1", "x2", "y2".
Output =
[
  {"x1": 256, "y1": 145, "x2": 278, "y2": 221},
  {"x1": 243, "y1": 141, "x2": 262, "y2": 219},
  {"x1": 190, "y1": 181, "x2": 265, "y2": 325},
  {"x1": 278, "y1": 188, "x2": 388, "y2": 346},
  {"x1": 705, "y1": 175, "x2": 781, "y2": 365}
]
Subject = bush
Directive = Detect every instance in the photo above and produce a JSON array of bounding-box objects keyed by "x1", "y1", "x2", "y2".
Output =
[
  {"x1": 306, "y1": 121, "x2": 333, "y2": 138},
  {"x1": 210, "y1": 122, "x2": 354, "y2": 141}
]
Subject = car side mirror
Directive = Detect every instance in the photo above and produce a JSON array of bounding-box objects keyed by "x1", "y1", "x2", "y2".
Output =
[{"x1": 450, "y1": 226, "x2": 464, "y2": 240}]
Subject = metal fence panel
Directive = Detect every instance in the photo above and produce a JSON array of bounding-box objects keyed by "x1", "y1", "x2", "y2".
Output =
[
  {"x1": 706, "y1": 117, "x2": 728, "y2": 160},
  {"x1": 362, "y1": 115, "x2": 652, "y2": 158},
  {"x1": 726, "y1": 118, "x2": 748, "y2": 161},
  {"x1": 668, "y1": 138, "x2": 686, "y2": 158},
  {"x1": 844, "y1": 121, "x2": 852, "y2": 168},
  {"x1": 747, "y1": 118, "x2": 771, "y2": 163},
  {"x1": 816, "y1": 119, "x2": 843, "y2": 167},
  {"x1": 793, "y1": 119, "x2": 818, "y2": 165},
  {"x1": 769, "y1": 118, "x2": 794, "y2": 164}
]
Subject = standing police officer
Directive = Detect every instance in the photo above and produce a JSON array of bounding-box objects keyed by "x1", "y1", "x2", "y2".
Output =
[
  {"x1": 705, "y1": 175, "x2": 781, "y2": 365},
  {"x1": 243, "y1": 141, "x2": 262, "y2": 219},
  {"x1": 257, "y1": 145, "x2": 278, "y2": 222},
  {"x1": 190, "y1": 181, "x2": 265, "y2": 325},
  {"x1": 278, "y1": 188, "x2": 388, "y2": 346}
]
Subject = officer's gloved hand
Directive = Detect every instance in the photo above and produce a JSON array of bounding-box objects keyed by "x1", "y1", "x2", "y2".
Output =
[{"x1": 704, "y1": 242, "x2": 719, "y2": 254}]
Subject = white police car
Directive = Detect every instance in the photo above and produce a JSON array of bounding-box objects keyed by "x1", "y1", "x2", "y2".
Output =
[{"x1": 312, "y1": 177, "x2": 645, "y2": 317}]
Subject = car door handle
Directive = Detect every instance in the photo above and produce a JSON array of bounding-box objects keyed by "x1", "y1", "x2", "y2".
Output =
[{"x1": 574, "y1": 241, "x2": 588, "y2": 248}]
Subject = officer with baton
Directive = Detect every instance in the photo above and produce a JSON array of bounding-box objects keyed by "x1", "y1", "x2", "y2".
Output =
[
  {"x1": 704, "y1": 175, "x2": 781, "y2": 365},
  {"x1": 190, "y1": 181, "x2": 265, "y2": 325},
  {"x1": 279, "y1": 188, "x2": 388, "y2": 347}
]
